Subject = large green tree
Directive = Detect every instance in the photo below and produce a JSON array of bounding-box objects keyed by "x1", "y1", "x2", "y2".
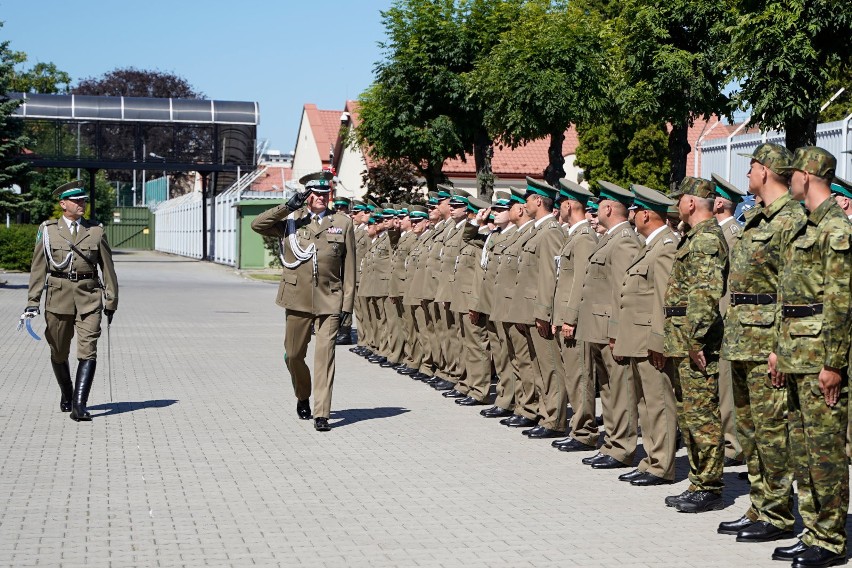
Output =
[
  {"x1": 610, "y1": 0, "x2": 731, "y2": 189},
  {"x1": 468, "y1": 0, "x2": 607, "y2": 186},
  {"x1": 0, "y1": 26, "x2": 29, "y2": 198},
  {"x1": 727, "y1": 0, "x2": 852, "y2": 148}
]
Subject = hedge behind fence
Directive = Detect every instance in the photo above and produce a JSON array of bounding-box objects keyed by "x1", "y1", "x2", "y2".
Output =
[{"x1": 0, "y1": 225, "x2": 38, "y2": 272}]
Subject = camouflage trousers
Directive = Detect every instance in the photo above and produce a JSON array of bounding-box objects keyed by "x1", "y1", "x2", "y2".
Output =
[
  {"x1": 787, "y1": 372, "x2": 849, "y2": 554},
  {"x1": 730, "y1": 360, "x2": 795, "y2": 528},
  {"x1": 673, "y1": 356, "x2": 724, "y2": 492}
]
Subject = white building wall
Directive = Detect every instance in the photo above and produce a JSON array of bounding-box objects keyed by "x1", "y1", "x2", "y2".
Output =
[
  {"x1": 291, "y1": 109, "x2": 323, "y2": 182},
  {"x1": 336, "y1": 144, "x2": 369, "y2": 200}
]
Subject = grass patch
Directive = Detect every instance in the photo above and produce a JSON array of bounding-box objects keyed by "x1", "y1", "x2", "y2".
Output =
[{"x1": 247, "y1": 273, "x2": 282, "y2": 282}]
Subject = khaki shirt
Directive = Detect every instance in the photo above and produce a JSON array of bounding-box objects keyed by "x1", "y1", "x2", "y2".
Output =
[
  {"x1": 552, "y1": 221, "x2": 597, "y2": 327},
  {"x1": 449, "y1": 223, "x2": 486, "y2": 313},
  {"x1": 389, "y1": 230, "x2": 417, "y2": 298},
  {"x1": 28, "y1": 218, "x2": 119, "y2": 315},
  {"x1": 470, "y1": 226, "x2": 515, "y2": 317}
]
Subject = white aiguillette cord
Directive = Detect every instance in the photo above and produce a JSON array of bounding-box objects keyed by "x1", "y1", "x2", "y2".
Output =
[
  {"x1": 278, "y1": 212, "x2": 318, "y2": 283},
  {"x1": 42, "y1": 224, "x2": 73, "y2": 270}
]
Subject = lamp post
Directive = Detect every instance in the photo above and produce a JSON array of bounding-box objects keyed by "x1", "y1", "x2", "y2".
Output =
[{"x1": 149, "y1": 152, "x2": 168, "y2": 200}]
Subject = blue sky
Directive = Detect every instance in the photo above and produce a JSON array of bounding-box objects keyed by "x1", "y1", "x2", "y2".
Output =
[{"x1": 1, "y1": 0, "x2": 391, "y2": 153}]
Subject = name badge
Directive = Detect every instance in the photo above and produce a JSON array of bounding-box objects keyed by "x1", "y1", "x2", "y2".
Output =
[{"x1": 326, "y1": 227, "x2": 343, "y2": 235}]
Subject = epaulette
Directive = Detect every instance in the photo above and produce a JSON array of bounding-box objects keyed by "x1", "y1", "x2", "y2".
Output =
[
  {"x1": 621, "y1": 228, "x2": 632, "y2": 237},
  {"x1": 729, "y1": 224, "x2": 740, "y2": 235},
  {"x1": 580, "y1": 226, "x2": 590, "y2": 234},
  {"x1": 44, "y1": 219, "x2": 58, "y2": 226}
]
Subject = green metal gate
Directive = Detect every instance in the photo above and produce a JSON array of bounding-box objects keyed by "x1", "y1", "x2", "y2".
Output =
[{"x1": 104, "y1": 207, "x2": 155, "y2": 250}]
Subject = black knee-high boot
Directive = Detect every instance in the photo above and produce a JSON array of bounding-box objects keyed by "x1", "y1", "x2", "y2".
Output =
[
  {"x1": 51, "y1": 360, "x2": 73, "y2": 412},
  {"x1": 70, "y1": 359, "x2": 96, "y2": 422}
]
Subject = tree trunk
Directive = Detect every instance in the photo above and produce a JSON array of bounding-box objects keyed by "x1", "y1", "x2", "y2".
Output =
[
  {"x1": 544, "y1": 129, "x2": 566, "y2": 187},
  {"x1": 668, "y1": 123, "x2": 690, "y2": 190},
  {"x1": 785, "y1": 114, "x2": 818, "y2": 150},
  {"x1": 419, "y1": 160, "x2": 445, "y2": 193},
  {"x1": 473, "y1": 127, "x2": 494, "y2": 200}
]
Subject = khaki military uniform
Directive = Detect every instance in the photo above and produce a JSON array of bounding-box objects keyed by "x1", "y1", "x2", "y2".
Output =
[
  {"x1": 576, "y1": 221, "x2": 642, "y2": 465},
  {"x1": 434, "y1": 220, "x2": 467, "y2": 383},
  {"x1": 613, "y1": 226, "x2": 679, "y2": 480},
  {"x1": 28, "y1": 218, "x2": 119, "y2": 362},
  {"x1": 251, "y1": 204, "x2": 356, "y2": 419},
  {"x1": 722, "y1": 193, "x2": 804, "y2": 529},
  {"x1": 422, "y1": 220, "x2": 453, "y2": 379},
  {"x1": 717, "y1": 216, "x2": 743, "y2": 462},
  {"x1": 663, "y1": 218, "x2": 728, "y2": 493},
  {"x1": 389, "y1": 230, "x2": 418, "y2": 367},
  {"x1": 472, "y1": 226, "x2": 517, "y2": 410},
  {"x1": 353, "y1": 224, "x2": 371, "y2": 347},
  {"x1": 552, "y1": 220, "x2": 598, "y2": 444},
  {"x1": 373, "y1": 230, "x2": 399, "y2": 359},
  {"x1": 776, "y1": 198, "x2": 851, "y2": 555},
  {"x1": 404, "y1": 226, "x2": 438, "y2": 375}
]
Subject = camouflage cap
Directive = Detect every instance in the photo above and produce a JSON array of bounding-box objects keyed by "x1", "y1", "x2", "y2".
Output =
[
  {"x1": 669, "y1": 176, "x2": 715, "y2": 199},
  {"x1": 831, "y1": 175, "x2": 852, "y2": 200},
  {"x1": 737, "y1": 143, "x2": 793, "y2": 176},
  {"x1": 778, "y1": 146, "x2": 837, "y2": 179}
]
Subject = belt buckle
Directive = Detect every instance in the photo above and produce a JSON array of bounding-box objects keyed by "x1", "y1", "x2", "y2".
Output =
[{"x1": 68, "y1": 270, "x2": 78, "y2": 282}]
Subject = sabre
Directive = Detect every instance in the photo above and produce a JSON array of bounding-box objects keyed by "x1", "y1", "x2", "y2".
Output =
[
  {"x1": 107, "y1": 319, "x2": 113, "y2": 402},
  {"x1": 17, "y1": 313, "x2": 41, "y2": 341}
]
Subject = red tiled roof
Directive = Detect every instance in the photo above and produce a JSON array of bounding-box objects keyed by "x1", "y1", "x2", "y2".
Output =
[
  {"x1": 250, "y1": 165, "x2": 292, "y2": 192},
  {"x1": 341, "y1": 100, "x2": 379, "y2": 170},
  {"x1": 303, "y1": 104, "x2": 343, "y2": 166},
  {"x1": 443, "y1": 126, "x2": 580, "y2": 178}
]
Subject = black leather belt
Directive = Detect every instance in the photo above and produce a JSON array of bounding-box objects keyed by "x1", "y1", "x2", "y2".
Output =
[
  {"x1": 50, "y1": 271, "x2": 95, "y2": 282},
  {"x1": 731, "y1": 292, "x2": 777, "y2": 306},
  {"x1": 664, "y1": 306, "x2": 686, "y2": 317},
  {"x1": 782, "y1": 304, "x2": 823, "y2": 318}
]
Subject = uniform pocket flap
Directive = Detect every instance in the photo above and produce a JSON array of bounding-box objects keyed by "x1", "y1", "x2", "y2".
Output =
[
  {"x1": 829, "y1": 232, "x2": 850, "y2": 251},
  {"x1": 329, "y1": 281, "x2": 341, "y2": 292},
  {"x1": 523, "y1": 242, "x2": 538, "y2": 254},
  {"x1": 737, "y1": 305, "x2": 775, "y2": 327},
  {"x1": 326, "y1": 234, "x2": 345, "y2": 243},
  {"x1": 795, "y1": 235, "x2": 818, "y2": 249},
  {"x1": 669, "y1": 315, "x2": 687, "y2": 327},
  {"x1": 633, "y1": 313, "x2": 652, "y2": 326},
  {"x1": 589, "y1": 254, "x2": 606, "y2": 265},
  {"x1": 591, "y1": 303, "x2": 610, "y2": 317},
  {"x1": 629, "y1": 264, "x2": 649, "y2": 276},
  {"x1": 751, "y1": 230, "x2": 772, "y2": 242},
  {"x1": 282, "y1": 271, "x2": 297, "y2": 285},
  {"x1": 788, "y1": 319, "x2": 822, "y2": 337}
]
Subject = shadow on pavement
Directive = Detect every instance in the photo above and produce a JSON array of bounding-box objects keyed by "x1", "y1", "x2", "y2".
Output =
[
  {"x1": 1, "y1": 284, "x2": 28, "y2": 289},
  {"x1": 329, "y1": 407, "x2": 410, "y2": 428},
  {"x1": 88, "y1": 399, "x2": 179, "y2": 418}
]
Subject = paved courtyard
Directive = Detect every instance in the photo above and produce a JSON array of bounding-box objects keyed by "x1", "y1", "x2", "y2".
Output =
[{"x1": 0, "y1": 250, "x2": 846, "y2": 567}]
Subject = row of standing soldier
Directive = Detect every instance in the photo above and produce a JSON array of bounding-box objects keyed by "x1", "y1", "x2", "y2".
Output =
[{"x1": 346, "y1": 144, "x2": 852, "y2": 568}]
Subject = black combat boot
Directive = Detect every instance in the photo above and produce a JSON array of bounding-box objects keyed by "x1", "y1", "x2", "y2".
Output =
[
  {"x1": 51, "y1": 360, "x2": 73, "y2": 412},
  {"x1": 70, "y1": 359, "x2": 96, "y2": 422}
]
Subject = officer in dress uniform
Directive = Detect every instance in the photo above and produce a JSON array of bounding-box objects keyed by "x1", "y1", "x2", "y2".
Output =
[
  {"x1": 24, "y1": 180, "x2": 119, "y2": 422},
  {"x1": 709, "y1": 173, "x2": 748, "y2": 468},
  {"x1": 251, "y1": 171, "x2": 356, "y2": 432}
]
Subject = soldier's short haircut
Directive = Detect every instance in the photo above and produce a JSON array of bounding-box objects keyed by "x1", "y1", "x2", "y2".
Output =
[
  {"x1": 607, "y1": 199, "x2": 628, "y2": 217},
  {"x1": 715, "y1": 197, "x2": 735, "y2": 214},
  {"x1": 539, "y1": 196, "x2": 554, "y2": 211},
  {"x1": 694, "y1": 196, "x2": 715, "y2": 211},
  {"x1": 767, "y1": 168, "x2": 789, "y2": 186}
]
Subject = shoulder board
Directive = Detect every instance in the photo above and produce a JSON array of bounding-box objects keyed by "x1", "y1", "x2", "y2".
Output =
[
  {"x1": 580, "y1": 226, "x2": 590, "y2": 234},
  {"x1": 663, "y1": 238, "x2": 674, "y2": 245},
  {"x1": 621, "y1": 228, "x2": 632, "y2": 237},
  {"x1": 44, "y1": 219, "x2": 58, "y2": 226},
  {"x1": 729, "y1": 224, "x2": 740, "y2": 234}
]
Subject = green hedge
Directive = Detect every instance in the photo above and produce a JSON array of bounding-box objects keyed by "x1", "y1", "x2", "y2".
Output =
[{"x1": 0, "y1": 225, "x2": 39, "y2": 272}]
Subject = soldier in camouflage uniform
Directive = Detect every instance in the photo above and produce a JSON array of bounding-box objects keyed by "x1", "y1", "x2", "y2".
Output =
[
  {"x1": 716, "y1": 144, "x2": 803, "y2": 543},
  {"x1": 663, "y1": 177, "x2": 729, "y2": 513},
  {"x1": 768, "y1": 147, "x2": 851, "y2": 567}
]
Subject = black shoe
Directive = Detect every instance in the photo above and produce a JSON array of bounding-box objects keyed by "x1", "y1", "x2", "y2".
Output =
[
  {"x1": 456, "y1": 396, "x2": 484, "y2": 406},
  {"x1": 630, "y1": 472, "x2": 673, "y2": 486},
  {"x1": 481, "y1": 406, "x2": 513, "y2": 418},
  {"x1": 369, "y1": 356, "x2": 388, "y2": 364},
  {"x1": 665, "y1": 489, "x2": 692, "y2": 507},
  {"x1": 51, "y1": 360, "x2": 73, "y2": 413},
  {"x1": 773, "y1": 541, "x2": 810, "y2": 561},
  {"x1": 555, "y1": 439, "x2": 597, "y2": 452},
  {"x1": 736, "y1": 521, "x2": 795, "y2": 543},
  {"x1": 70, "y1": 359, "x2": 96, "y2": 422},
  {"x1": 314, "y1": 417, "x2": 331, "y2": 432},
  {"x1": 792, "y1": 546, "x2": 846, "y2": 568},
  {"x1": 432, "y1": 380, "x2": 455, "y2": 391},
  {"x1": 675, "y1": 491, "x2": 724, "y2": 513},
  {"x1": 442, "y1": 389, "x2": 465, "y2": 398},
  {"x1": 503, "y1": 415, "x2": 537, "y2": 428},
  {"x1": 724, "y1": 456, "x2": 745, "y2": 467},
  {"x1": 335, "y1": 333, "x2": 352, "y2": 345},
  {"x1": 522, "y1": 425, "x2": 545, "y2": 436},
  {"x1": 738, "y1": 471, "x2": 750, "y2": 481},
  {"x1": 410, "y1": 372, "x2": 429, "y2": 381},
  {"x1": 397, "y1": 366, "x2": 416, "y2": 375},
  {"x1": 717, "y1": 515, "x2": 757, "y2": 536},
  {"x1": 590, "y1": 455, "x2": 631, "y2": 469},
  {"x1": 349, "y1": 346, "x2": 362, "y2": 353},
  {"x1": 618, "y1": 469, "x2": 644, "y2": 482},
  {"x1": 296, "y1": 399, "x2": 312, "y2": 420},
  {"x1": 582, "y1": 452, "x2": 605, "y2": 465},
  {"x1": 527, "y1": 427, "x2": 566, "y2": 439},
  {"x1": 423, "y1": 375, "x2": 441, "y2": 384},
  {"x1": 379, "y1": 360, "x2": 397, "y2": 368}
]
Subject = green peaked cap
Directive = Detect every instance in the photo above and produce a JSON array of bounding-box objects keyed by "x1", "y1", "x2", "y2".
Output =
[
  {"x1": 508, "y1": 186, "x2": 527, "y2": 204},
  {"x1": 467, "y1": 195, "x2": 489, "y2": 213},
  {"x1": 299, "y1": 170, "x2": 334, "y2": 192},
  {"x1": 525, "y1": 176, "x2": 558, "y2": 200},
  {"x1": 436, "y1": 184, "x2": 453, "y2": 200},
  {"x1": 558, "y1": 178, "x2": 594, "y2": 202},
  {"x1": 54, "y1": 179, "x2": 88, "y2": 200},
  {"x1": 408, "y1": 204, "x2": 429, "y2": 219},
  {"x1": 597, "y1": 180, "x2": 634, "y2": 206},
  {"x1": 710, "y1": 173, "x2": 747, "y2": 204},
  {"x1": 450, "y1": 187, "x2": 472, "y2": 205},
  {"x1": 630, "y1": 184, "x2": 674, "y2": 213},
  {"x1": 831, "y1": 175, "x2": 852, "y2": 199}
]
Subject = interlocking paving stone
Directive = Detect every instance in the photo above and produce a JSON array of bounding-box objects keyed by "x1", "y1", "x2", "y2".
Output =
[{"x1": 1, "y1": 250, "x2": 849, "y2": 567}]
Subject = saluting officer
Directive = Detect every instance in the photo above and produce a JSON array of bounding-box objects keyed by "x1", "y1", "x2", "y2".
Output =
[
  {"x1": 25, "y1": 180, "x2": 119, "y2": 422},
  {"x1": 251, "y1": 171, "x2": 355, "y2": 432}
]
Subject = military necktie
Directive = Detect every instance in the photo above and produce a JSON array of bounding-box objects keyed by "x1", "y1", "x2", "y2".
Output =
[{"x1": 71, "y1": 221, "x2": 78, "y2": 238}]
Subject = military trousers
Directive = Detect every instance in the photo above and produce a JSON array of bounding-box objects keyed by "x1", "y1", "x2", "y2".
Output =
[
  {"x1": 529, "y1": 326, "x2": 566, "y2": 431},
  {"x1": 367, "y1": 297, "x2": 387, "y2": 355},
  {"x1": 787, "y1": 372, "x2": 849, "y2": 554},
  {"x1": 632, "y1": 357, "x2": 677, "y2": 480},
  {"x1": 503, "y1": 322, "x2": 537, "y2": 420},
  {"x1": 354, "y1": 295, "x2": 367, "y2": 347},
  {"x1": 673, "y1": 356, "x2": 724, "y2": 492},
  {"x1": 429, "y1": 302, "x2": 447, "y2": 377},
  {"x1": 401, "y1": 301, "x2": 419, "y2": 369},
  {"x1": 440, "y1": 304, "x2": 463, "y2": 382},
  {"x1": 384, "y1": 297, "x2": 405, "y2": 364},
  {"x1": 491, "y1": 319, "x2": 515, "y2": 412},
  {"x1": 730, "y1": 360, "x2": 795, "y2": 529},
  {"x1": 411, "y1": 302, "x2": 434, "y2": 375},
  {"x1": 45, "y1": 310, "x2": 102, "y2": 362},
  {"x1": 454, "y1": 311, "x2": 491, "y2": 401},
  {"x1": 719, "y1": 359, "x2": 743, "y2": 461},
  {"x1": 557, "y1": 335, "x2": 597, "y2": 447},
  {"x1": 589, "y1": 342, "x2": 637, "y2": 466},
  {"x1": 357, "y1": 295, "x2": 375, "y2": 349},
  {"x1": 284, "y1": 310, "x2": 339, "y2": 419}
]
